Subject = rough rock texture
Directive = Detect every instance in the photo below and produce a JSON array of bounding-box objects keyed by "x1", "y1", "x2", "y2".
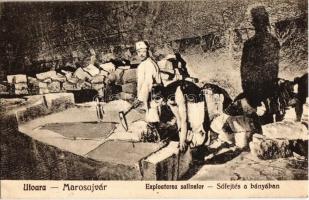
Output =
[
  {"x1": 16, "y1": 102, "x2": 50, "y2": 124},
  {"x1": 36, "y1": 71, "x2": 56, "y2": 80},
  {"x1": 62, "y1": 81, "x2": 78, "y2": 91},
  {"x1": 44, "y1": 93, "x2": 75, "y2": 112},
  {"x1": 0, "y1": 84, "x2": 7, "y2": 93},
  {"x1": 47, "y1": 81, "x2": 61, "y2": 93},
  {"x1": 15, "y1": 93, "x2": 75, "y2": 124},
  {"x1": 27, "y1": 77, "x2": 40, "y2": 95},
  {"x1": 190, "y1": 152, "x2": 308, "y2": 180},
  {"x1": 14, "y1": 83, "x2": 28, "y2": 95},
  {"x1": 250, "y1": 134, "x2": 293, "y2": 159},
  {"x1": 250, "y1": 121, "x2": 308, "y2": 159}
]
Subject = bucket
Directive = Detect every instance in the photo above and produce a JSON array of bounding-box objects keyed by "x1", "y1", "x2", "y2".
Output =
[{"x1": 235, "y1": 131, "x2": 251, "y2": 148}]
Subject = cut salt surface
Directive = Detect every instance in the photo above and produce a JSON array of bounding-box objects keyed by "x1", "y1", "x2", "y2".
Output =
[
  {"x1": 86, "y1": 140, "x2": 164, "y2": 166},
  {"x1": 145, "y1": 141, "x2": 179, "y2": 163},
  {"x1": 41, "y1": 122, "x2": 116, "y2": 140},
  {"x1": 262, "y1": 121, "x2": 308, "y2": 140}
]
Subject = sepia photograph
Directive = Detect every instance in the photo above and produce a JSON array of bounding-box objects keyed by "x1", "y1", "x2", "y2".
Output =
[{"x1": 0, "y1": 0, "x2": 308, "y2": 198}]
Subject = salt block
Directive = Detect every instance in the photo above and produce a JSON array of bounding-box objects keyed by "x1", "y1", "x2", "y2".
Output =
[
  {"x1": 39, "y1": 88, "x2": 49, "y2": 95},
  {"x1": 99, "y1": 62, "x2": 115, "y2": 73},
  {"x1": 36, "y1": 71, "x2": 57, "y2": 80},
  {"x1": 27, "y1": 77, "x2": 38, "y2": 85},
  {"x1": 249, "y1": 134, "x2": 293, "y2": 159},
  {"x1": 13, "y1": 83, "x2": 28, "y2": 95},
  {"x1": 7, "y1": 74, "x2": 27, "y2": 83},
  {"x1": 83, "y1": 64, "x2": 100, "y2": 77},
  {"x1": 86, "y1": 141, "x2": 164, "y2": 180},
  {"x1": 47, "y1": 81, "x2": 61, "y2": 93},
  {"x1": 44, "y1": 93, "x2": 75, "y2": 112},
  {"x1": 98, "y1": 70, "x2": 109, "y2": 77},
  {"x1": 67, "y1": 77, "x2": 79, "y2": 84},
  {"x1": 90, "y1": 75, "x2": 105, "y2": 84},
  {"x1": 62, "y1": 81, "x2": 78, "y2": 90},
  {"x1": 38, "y1": 82, "x2": 49, "y2": 94},
  {"x1": 122, "y1": 69, "x2": 137, "y2": 83},
  {"x1": 14, "y1": 89, "x2": 28, "y2": 95},
  {"x1": 290, "y1": 139, "x2": 308, "y2": 158},
  {"x1": 42, "y1": 78, "x2": 52, "y2": 83},
  {"x1": 101, "y1": 53, "x2": 116, "y2": 63},
  {"x1": 38, "y1": 82, "x2": 48, "y2": 88},
  {"x1": 262, "y1": 121, "x2": 308, "y2": 140},
  {"x1": 141, "y1": 141, "x2": 192, "y2": 180},
  {"x1": 51, "y1": 74, "x2": 66, "y2": 82},
  {"x1": 27, "y1": 78, "x2": 40, "y2": 95},
  {"x1": 16, "y1": 96, "x2": 49, "y2": 123},
  {"x1": 14, "y1": 83, "x2": 28, "y2": 90},
  {"x1": 73, "y1": 67, "x2": 92, "y2": 81},
  {"x1": 121, "y1": 82, "x2": 137, "y2": 94}
]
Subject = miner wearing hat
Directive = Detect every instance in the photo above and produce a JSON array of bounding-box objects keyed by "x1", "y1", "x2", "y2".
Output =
[
  {"x1": 135, "y1": 41, "x2": 162, "y2": 124},
  {"x1": 240, "y1": 6, "x2": 280, "y2": 120}
]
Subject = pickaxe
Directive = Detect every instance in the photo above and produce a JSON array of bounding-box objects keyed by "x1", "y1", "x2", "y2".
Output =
[
  {"x1": 119, "y1": 99, "x2": 142, "y2": 131},
  {"x1": 95, "y1": 97, "x2": 104, "y2": 122}
]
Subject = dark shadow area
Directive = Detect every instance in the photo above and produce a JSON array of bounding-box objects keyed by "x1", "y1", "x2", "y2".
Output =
[
  {"x1": 41, "y1": 121, "x2": 117, "y2": 140},
  {"x1": 68, "y1": 89, "x2": 98, "y2": 103},
  {"x1": 179, "y1": 144, "x2": 243, "y2": 180}
]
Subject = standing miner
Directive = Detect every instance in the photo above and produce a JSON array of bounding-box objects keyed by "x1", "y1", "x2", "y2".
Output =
[
  {"x1": 135, "y1": 41, "x2": 162, "y2": 125},
  {"x1": 240, "y1": 6, "x2": 280, "y2": 118}
]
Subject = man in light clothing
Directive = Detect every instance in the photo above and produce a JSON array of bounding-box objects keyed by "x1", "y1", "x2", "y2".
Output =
[{"x1": 136, "y1": 41, "x2": 162, "y2": 123}]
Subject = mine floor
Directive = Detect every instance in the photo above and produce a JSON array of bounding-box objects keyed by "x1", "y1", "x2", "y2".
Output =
[{"x1": 18, "y1": 101, "x2": 308, "y2": 180}]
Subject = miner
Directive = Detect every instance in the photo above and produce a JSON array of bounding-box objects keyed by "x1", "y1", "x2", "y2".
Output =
[
  {"x1": 240, "y1": 6, "x2": 280, "y2": 118},
  {"x1": 135, "y1": 41, "x2": 162, "y2": 124},
  {"x1": 160, "y1": 80, "x2": 210, "y2": 152}
]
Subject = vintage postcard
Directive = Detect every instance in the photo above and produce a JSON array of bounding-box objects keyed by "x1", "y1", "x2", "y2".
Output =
[{"x1": 0, "y1": 0, "x2": 308, "y2": 199}]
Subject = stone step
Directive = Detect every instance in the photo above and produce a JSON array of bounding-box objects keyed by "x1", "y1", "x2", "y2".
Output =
[
  {"x1": 86, "y1": 140, "x2": 165, "y2": 180},
  {"x1": 141, "y1": 141, "x2": 192, "y2": 180}
]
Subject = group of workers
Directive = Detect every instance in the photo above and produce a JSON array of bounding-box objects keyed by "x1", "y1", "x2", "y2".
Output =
[{"x1": 133, "y1": 6, "x2": 305, "y2": 153}]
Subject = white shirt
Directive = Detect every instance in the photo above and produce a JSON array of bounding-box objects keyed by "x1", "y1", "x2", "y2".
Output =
[{"x1": 137, "y1": 57, "x2": 162, "y2": 103}]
